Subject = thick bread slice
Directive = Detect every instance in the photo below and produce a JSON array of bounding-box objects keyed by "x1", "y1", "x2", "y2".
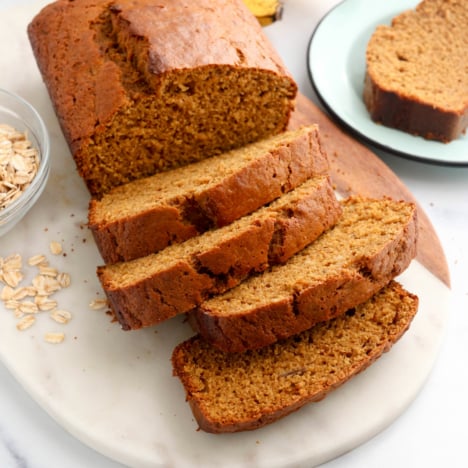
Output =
[
  {"x1": 89, "y1": 125, "x2": 328, "y2": 264},
  {"x1": 97, "y1": 175, "x2": 341, "y2": 330},
  {"x1": 173, "y1": 281, "x2": 419, "y2": 433},
  {"x1": 189, "y1": 197, "x2": 417, "y2": 352},
  {"x1": 364, "y1": 0, "x2": 468, "y2": 142}
]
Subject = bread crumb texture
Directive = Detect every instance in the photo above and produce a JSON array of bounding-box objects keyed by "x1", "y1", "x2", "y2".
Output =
[
  {"x1": 97, "y1": 175, "x2": 341, "y2": 329},
  {"x1": 172, "y1": 281, "x2": 418, "y2": 433},
  {"x1": 88, "y1": 125, "x2": 329, "y2": 263},
  {"x1": 203, "y1": 197, "x2": 416, "y2": 312},
  {"x1": 28, "y1": 0, "x2": 297, "y2": 197},
  {"x1": 364, "y1": 0, "x2": 468, "y2": 141}
]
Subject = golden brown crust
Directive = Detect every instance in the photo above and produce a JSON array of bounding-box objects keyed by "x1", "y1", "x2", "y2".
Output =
[
  {"x1": 189, "y1": 197, "x2": 418, "y2": 352},
  {"x1": 289, "y1": 93, "x2": 450, "y2": 288},
  {"x1": 27, "y1": 0, "x2": 130, "y2": 155},
  {"x1": 172, "y1": 281, "x2": 419, "y2": 433},
  {"x1": 98, "y1": 176, "x2": 341, "y2": 330},
  {"x1": 110, "y1": 0, "x2": 291, "y2": 76},
  {"x1": 28, "y1": 0, "x2": 298, "y2": 197},
  {"x1": 89, "y1": 126, "x2": 328, "y2": 263},
  {"x1": 363, "y1": 72, "x2": 468, "y2": 143}
]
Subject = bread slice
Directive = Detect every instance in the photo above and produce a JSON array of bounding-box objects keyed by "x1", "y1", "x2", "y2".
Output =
[
  {"x1": 28, "y1": 0, "x2": 297, "y2": 197},
  {"x1": 189, "y1": 197, "x2": 417, "y2": 352},
  {"x1": 97, "y1": 175, "x2": 341, "y2": 330},
  {"x1": 173, "y1": 281, "x2": 419, "y2": 433},
  {"x1": 88, "y1": 125, "x2": 328, "y2": 264},
  {"x1": 363, "y1": 0, "x2": 468, "y2": 142}
]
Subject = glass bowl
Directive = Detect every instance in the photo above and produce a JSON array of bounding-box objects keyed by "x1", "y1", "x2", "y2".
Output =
[{"x1": 0, "y1": 89, "x2": 50, "y2": 237}]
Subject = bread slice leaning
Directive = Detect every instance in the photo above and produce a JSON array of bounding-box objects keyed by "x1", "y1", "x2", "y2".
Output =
[
  {"x1": 173, "y1": 281, "x2": 419, "y2": 433},
  {"x1": 89, "y1": 125, "x2": 328, "y2": 264},
  {"x1": 189, "y1": 197, "x2": 417, "y2": 352},
  {"x1": 97, "y1": 175, "x2": 341, "y2": 330}
]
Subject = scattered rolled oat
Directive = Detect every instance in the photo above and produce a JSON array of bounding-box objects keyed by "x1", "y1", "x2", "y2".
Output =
[
  {"x1": 32, "y1": 274, "x2": 61, "y2": 295},
  {"x1": 49, "y1": 241, "x2": 63, "y2": 255},
  {"x1": 57, "y1": 272, "x2": 71, "y2": 288},
  {"x1": 0, "y1": 124, "x2": 39, "y2": 211},
  {"x1": 38, "y1": 265, "x2": 58, "y2": 277},
  {"x1": 4, "y1": 253, "x2": 22, "y2": 271},
  {"x1": 13, "y1": 308, "x2": 25, "y2": 319},
  {"x1": 4, "y1": 299, "x2": 20, "y2": 310},
  {"x1": 1, "y1": 254, "x2": 23, "y2": 287},
  {"x1": 1, "y1": 251, "x2": 72, "y2": 342},
  {"x1": 11, "y1": 286, "x2": 32, "y2": 301},
  {"x1": 44, "y1": 332, "x2": 65, "y2": 344},
  {"x1": 2, "y1": 269, "x2": 23, "y2": 288},
  {"x1": 50, "y1": 309, "x2": 72, "y2": 324},
  {"x1": 0, "y1": 285, "x2": 14, "y2": 301},
  {"x1": 27, "y1": 254, "x2": 46, "y2": 266},
  {"x1": 35, "y1": 295, "x2": 57, "y2": 311},
  {"x1": 89, "y1": 298, "x2": 108, "y2": 310},
  {"x1": 16, "y1": 314, "x2": 35, "y2": 331},
  {"x1": 18, "y1": 301, "x2": 38, "y2": 314}
]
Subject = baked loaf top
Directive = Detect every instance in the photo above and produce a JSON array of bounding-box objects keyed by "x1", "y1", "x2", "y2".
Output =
[
  {"x1": 89, "y1": 125, "x2": 328, "y2": 263},
  {"x1": 364, "y1": 0, "x2": 468, "y2": 142},
  {"x1": 28, "y1": 0, "x2": 297, "y2": 196},
  {"x1": 97, "y1": 175, "x2": 341, "y2": 329},
  {"x1": 190, "y1": 196, "x2": 418, "y2": 352},
  {"x1": 173, "y1": 281, "x2": 419, "y2": 433}
]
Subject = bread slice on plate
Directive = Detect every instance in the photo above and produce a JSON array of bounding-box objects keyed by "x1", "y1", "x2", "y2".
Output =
[
  {"x1": 89, "y1": 125, "x2": 328, "y2": 264},
  {"x1": 189, "y1": 197, "x2": 417, "y2": 352},
  {"x1": 172, "y1": 281, "x2": 419, "y2": 433},
  {"x1": 364, "y1": 0, "x2": 468, "y2": 142},
  {"x1": 97, "y1": 175, "x2": 341, "y2": 330}
]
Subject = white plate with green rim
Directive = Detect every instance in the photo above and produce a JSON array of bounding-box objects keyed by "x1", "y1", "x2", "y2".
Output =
[{"x1": 307, "y1": 0, "x2": 468, "y2": 166}]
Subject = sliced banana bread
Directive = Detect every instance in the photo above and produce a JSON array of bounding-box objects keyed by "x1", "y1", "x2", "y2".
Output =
[
  {"x1": 98, "y1": 175, "x2": 341, "y2": 330},
  {"x1": 364, "y1": 0, "x2": 468, "y2": 142},
  {"x1": 189, "y1": 197, "x2": 417, "y2": 352},
  {"x1": 89, "y1": 125, "x2": 328, "y2": 264},
  {"x1": 173, "y1": 281, "x2": 419, "y2": 433}
]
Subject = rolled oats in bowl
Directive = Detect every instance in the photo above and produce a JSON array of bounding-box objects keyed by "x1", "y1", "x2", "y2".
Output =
[{"x1": 0, "y1": 89, "x2": 50, "y2": 236}]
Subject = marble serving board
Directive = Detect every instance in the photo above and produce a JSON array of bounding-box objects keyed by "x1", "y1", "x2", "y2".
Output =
[{"x1": 0, "y1": 2, "x2": 450, "y2": 467}]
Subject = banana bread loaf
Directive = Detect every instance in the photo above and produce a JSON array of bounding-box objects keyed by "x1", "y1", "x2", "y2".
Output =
[
  {"x1": 364, "y1": 0, "x2": 468, "y2": 142},
  {"x1": 28, "y1": 0, "x2": 298, "y2": 197},
  {"x1": 98, "y1": 175, "x2": 341, "y2": 330},
  {"x1": 189, "y1": 197, "x2": 418, "y2": 352},
  {"x1": 89, "y1": 125, "x2": 328, "y2": 264},
  {"x1": 173, "y1": 281, "x2": 418, "y2": 433}
]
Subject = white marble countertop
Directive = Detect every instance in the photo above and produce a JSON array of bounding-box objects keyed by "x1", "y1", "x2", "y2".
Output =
[{"x1": 0, "y1": 0, "x2": 467, "y2": 467}]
